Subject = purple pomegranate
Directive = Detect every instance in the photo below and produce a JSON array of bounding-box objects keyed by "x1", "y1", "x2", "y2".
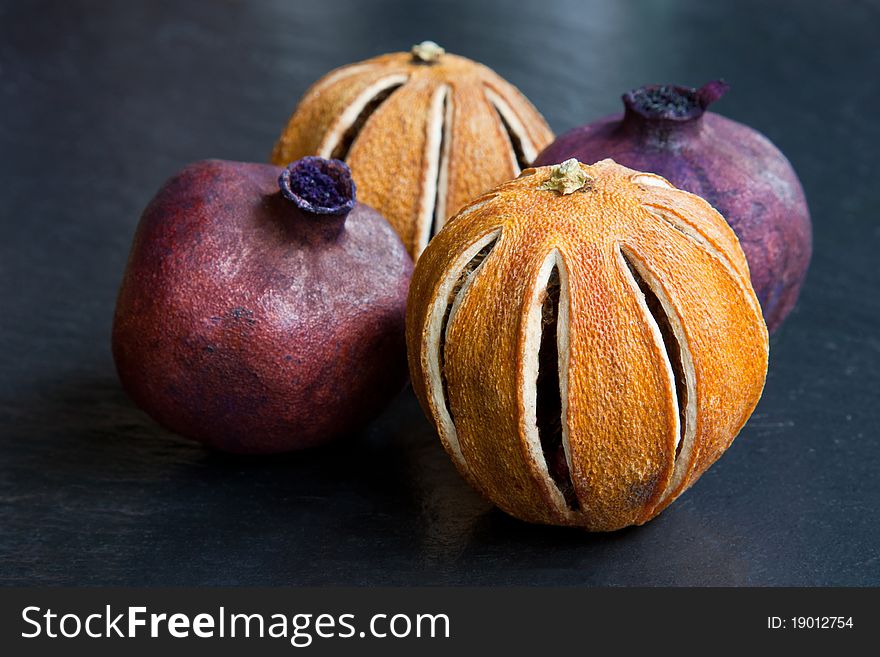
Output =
[
  {"x1": 535, "y1": 81, "x2": 811, "y2": 332},
  {"x1": 113, "y1": 157, "x2": 413, "y2": 453}
]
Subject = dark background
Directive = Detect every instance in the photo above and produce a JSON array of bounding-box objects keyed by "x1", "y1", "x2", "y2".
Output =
[{"x1": 1, "y1": 0, "x2": 878, "y2": 586}]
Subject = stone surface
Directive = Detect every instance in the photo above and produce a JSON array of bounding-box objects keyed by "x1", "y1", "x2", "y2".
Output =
[{"x1": 0, "y1": 0, "x2": 878, "y2": 585}]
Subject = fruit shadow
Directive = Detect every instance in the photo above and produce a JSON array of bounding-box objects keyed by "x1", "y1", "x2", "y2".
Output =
[
  {"x1": 3, "y1": 373, "x2": 429, "y2": 584},
  {"x1": 398, "y1": 417, "x2": 756, "y2": 585},
  {"x1": 5, "y1": 373, "x2": 750, "y2": 585}
]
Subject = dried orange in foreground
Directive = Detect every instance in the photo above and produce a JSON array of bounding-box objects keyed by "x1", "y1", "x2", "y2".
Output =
[
  {"x1": 272, "y1": 41, "x2": 553, "y2": 259},
  {"x1": 406, "y1": 159, "x2": 769, "y2": 531}
]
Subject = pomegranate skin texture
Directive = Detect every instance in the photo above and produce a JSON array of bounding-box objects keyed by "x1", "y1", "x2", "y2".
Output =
[
  {"x1": 535, "y1": 81, "x2": 811, "y2": 332},
  {"x1": 112, "y1": 157, "x2": 413, "y2": 453}
]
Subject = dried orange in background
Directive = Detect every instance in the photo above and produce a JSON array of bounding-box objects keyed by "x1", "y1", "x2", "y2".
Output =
[{"x1": 272, "y1": 41, "x2": 553, "y2": 258}]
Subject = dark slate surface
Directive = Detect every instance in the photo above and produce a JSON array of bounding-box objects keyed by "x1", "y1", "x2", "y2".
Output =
[{"x1": 1, "y1": 0, "x2": 878, "y2": 586}]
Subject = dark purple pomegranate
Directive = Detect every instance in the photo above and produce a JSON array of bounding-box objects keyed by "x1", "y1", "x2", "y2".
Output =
[
  {"x1": 535, "y1": 81, "x2": 811, "y2": 332},
  {"x1": 113, "y1": 157, "x2": 413, "y2": 453}
]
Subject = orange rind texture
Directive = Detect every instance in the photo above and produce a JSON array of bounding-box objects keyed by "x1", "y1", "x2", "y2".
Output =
[
  {"x1": 406, "y1": 159, "x2": 769, "y2": 531},
  {"x1": 272, "y1": 50, "x2": 554, "y2": 259}
]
